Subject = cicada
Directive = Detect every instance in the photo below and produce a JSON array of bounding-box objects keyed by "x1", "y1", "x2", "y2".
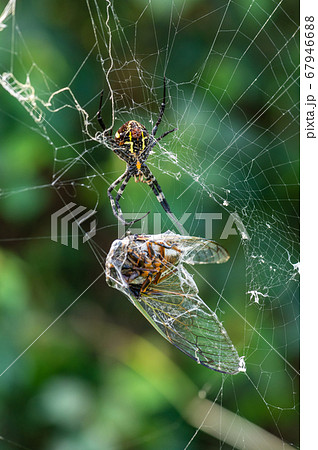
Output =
[{"x1": 106, "y1": 231, "x2": 245, "y2": 374}]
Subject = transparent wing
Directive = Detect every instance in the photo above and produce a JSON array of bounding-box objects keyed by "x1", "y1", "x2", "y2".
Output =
[
  {"x1": 175, "y1": 236, "x2": 230, "y2": 265},
  {"x1": 130, "y1": 269, "x2": 244, "y2": 374},
  {"x1": 106, "y1": 234, "x2": 243, "y2": 374},
  {"x1": 142, "y1": 232, "x2": 230, "y2": 265}
]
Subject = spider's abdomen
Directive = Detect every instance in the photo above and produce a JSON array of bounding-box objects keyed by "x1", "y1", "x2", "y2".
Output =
[{"x1": 114, "y1": 120, "x2": 149, "y2": 154}]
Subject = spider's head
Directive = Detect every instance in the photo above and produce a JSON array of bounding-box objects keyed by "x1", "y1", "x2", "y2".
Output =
[{"x1": 114, "y1": 120, "x2": 149, "y2": 154}]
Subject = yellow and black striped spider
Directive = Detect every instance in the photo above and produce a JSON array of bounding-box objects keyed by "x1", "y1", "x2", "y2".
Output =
[{"x1": 98, "y1": 78, "x2": 180, "y2": 228}]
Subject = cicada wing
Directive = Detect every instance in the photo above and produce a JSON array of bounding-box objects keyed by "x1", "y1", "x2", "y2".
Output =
[
  {"x1": 144, "y1": 232, "x2": 230, "y2": 265},
  {"x1": 178, "y1": 237, "x2": 230, "y2": 265},
  {"x1": 106, "y1": 233, "x2": 242, "y2": 374},
  {"x1": 131, "y1": 270, "x2": 243, "y2": 374}
]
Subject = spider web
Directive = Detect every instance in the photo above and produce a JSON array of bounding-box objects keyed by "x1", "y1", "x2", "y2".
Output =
[{"x1": 0, "y1": 0, "x2": 299, "y2": 449}]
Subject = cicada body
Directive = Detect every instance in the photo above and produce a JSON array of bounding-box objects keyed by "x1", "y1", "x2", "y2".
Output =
[{"x1": 106, "y1": 231, "x2": 245, "y2": 374}]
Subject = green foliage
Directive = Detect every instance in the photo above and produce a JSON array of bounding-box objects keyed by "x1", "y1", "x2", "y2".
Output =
[{"x1": 0, "y1": 0, "x2": 299, "y2": 449}]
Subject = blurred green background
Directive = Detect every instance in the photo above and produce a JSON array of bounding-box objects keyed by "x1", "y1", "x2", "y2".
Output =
[{"x1": 0, "y1": 1, "x2": 299, "y2": 449}]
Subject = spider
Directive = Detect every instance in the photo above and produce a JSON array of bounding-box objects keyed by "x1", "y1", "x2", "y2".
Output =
[{"x1": 98, "y1": 78, "x2": 181, "y2": 228}]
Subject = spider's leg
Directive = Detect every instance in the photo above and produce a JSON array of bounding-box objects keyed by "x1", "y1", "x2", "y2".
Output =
[
  {"x1": 143, "y1": 165, "x2": 171, "y2": 212},
  {"x1": 114, "y1": 174, "x2": 131, "y2": 219},
  {"x1": 143, "y1": 165, "x2": 185, "y2": 234},
  {"x1": 107, "y1": 171, "x2": 128, "y2": 222},
  {"x1": 151, "y1": 77, "x2": 166, "y2": 136},
  {"x1": 115, "y1": 175, "x2": 129, "y2": 207},
  {"x1": 97, "y1": 90, "x2": 106, "y2": 131},
  {"x1": 141, "y1": 126, "x2": 176, "y2": 162},
  {"x1": 108, "y1": 171, "x2": 149, "y2": 226},
  {"x1": 155, "y1": 127, "x2": 177, "y2": 143},
  {"x1": 97, "y1": 90, "x2": 112, "y2": 136}
]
